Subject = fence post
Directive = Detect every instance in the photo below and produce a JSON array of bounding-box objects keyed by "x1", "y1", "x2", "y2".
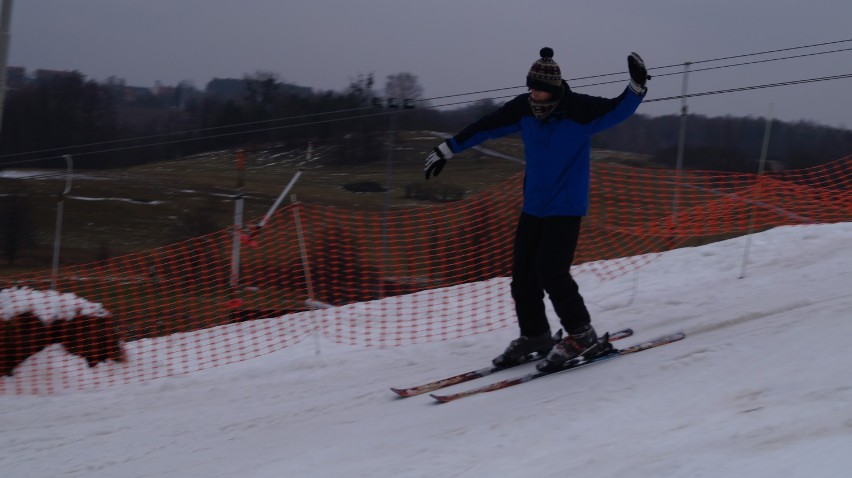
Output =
[
  {"x1": 740, "y1": 103, "x2": 774, "y2": 279},
  {"x1": 243, "y1": 146, "x2": 307, "y2": 245},
  {"x1": 230, "y1": 150, "x2": 246, "y2": 289},
  {"x1": 50, "y1": 155, "x2": 73, "y2": 290},
  {"x1": 292, "y1": 196, "x2": 321, "y2": 355},
  {"x1": 672, "y1": 61, "x2": 691, "y2": 236},
  {"x1": 381, "y1": 105, "x2": 397, "y2": 299}
]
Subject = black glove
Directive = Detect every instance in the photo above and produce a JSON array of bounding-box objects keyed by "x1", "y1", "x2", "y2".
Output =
[
  {"x1": 627, "y1": 52, "x2": 650, "y2": 94},
  {"x1": 424, "y1": 140, "x2": 453, "y2": 180}
]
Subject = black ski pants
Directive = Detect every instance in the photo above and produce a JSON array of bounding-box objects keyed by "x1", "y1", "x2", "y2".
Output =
[{"x1": 510, "y1": 213, "x2": 591, "y2": 337}]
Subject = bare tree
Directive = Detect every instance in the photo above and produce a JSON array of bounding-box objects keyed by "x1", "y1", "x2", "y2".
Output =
[
  {"x1": 244, "y1": 71, "x2": 281, "y2": 110},
  {"x1": 384, "y1": 72, "x2": 423, "y2": 103},
  {"x1": 2, "y1": 194, "x2": 35, "y2": 266},
  {"x1": 345, "y1": 73, "x2": 375, "y2": 103}
]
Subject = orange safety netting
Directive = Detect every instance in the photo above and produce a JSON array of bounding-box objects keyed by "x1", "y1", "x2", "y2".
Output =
[{"x1": 2, "y1": 156, "x2": 851, "y2": 394}]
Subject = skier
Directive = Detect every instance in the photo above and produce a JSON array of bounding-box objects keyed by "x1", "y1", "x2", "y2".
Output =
[{"x1": 424, "y1": 47, "x2": 649, "y2": 372}]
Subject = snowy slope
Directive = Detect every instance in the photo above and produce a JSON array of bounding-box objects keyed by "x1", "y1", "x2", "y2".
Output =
[{"x1": 1, "y1": 223, "x2": 851, "y2": 478}]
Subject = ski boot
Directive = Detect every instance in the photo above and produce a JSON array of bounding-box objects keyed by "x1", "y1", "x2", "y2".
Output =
[
  {"x1": 536, "y1": 324, "x2": 614, "y2": 372},
  {"x1": 492, "y1": 331, "x2": 555, "y2": 368}
]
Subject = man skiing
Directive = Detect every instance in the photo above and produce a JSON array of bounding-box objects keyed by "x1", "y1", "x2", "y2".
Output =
[{"x1": 424, "y1": 47, "x2": 649, "y2": 372}]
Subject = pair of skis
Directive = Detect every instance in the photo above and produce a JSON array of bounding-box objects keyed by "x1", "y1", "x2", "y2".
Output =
[{"x1": 391, "y1": 329, "x2": 685, "y2": 403}]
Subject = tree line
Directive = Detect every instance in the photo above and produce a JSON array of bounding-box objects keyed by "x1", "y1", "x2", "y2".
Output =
[
  {"x1": 1, "y1": 70, "x2": 851, "y2": 172},
  {"x1": 594, "y1": 113, "x2": 852, "y2": 172},
  {"x1": 0, "y1": 71, "x2": 439, "y2": 169}
]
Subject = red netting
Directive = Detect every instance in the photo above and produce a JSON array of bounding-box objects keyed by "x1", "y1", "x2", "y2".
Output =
[{"x1": 2, "y1": 156, "x2": 851, "y2": 394}]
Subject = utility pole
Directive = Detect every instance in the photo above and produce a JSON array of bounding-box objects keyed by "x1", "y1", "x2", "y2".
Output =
[
  {"x1": 672, "y1": 61, "x2": 691, "y2": 228},
  {"x1": 373, "y1": 96, "x2": 415, "y2": 297},
  {"x1": 0, "y1": 0, "x2": 13, "y2": 137}
]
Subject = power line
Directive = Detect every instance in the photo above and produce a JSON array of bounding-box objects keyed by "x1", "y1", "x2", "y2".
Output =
[
  {"x1": 416, "y1": 40, "x2": 852, "y2": 101},
  {"x1": 0, "y1": 109, "x2": 400, "y2": 167},
  {"x1": 426, "y1": 72, "x2": 852, "y2": 109},
  {"x1": 0, "y1": 105, "x2": 380, "y2": 160},
  {"x1": 645, "y1": 73, "x2": 852, "y2": 103},
  {"x1": 4, "y1": 38, "x2": 849, "y2": 162},
  {"x1": 572, "y1": 46, "x2": 852, "y2": 89},
  {"x1": 3, "y1": 38, "x2": 852, "y2": 165},
  {"x1": 5, "y1": 71, "x2": 852, "y2": 168},
  {"x1": 568, "y1": 37, "x2": 852, "y2": 81},
  {"x1": 654, "y1": 37, "x2": 852, "y2": 70}
]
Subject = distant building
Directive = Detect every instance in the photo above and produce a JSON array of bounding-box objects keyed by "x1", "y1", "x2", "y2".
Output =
[
  {"x1": 153, "y1": 81, "x2": 177, "y2": 98},
  {"x1": 3, "y1": 67, "x2": 82, "y2": 89},
  {"x1": 205, "y1": 78, "x2": 246, "y2": 101},
  {"x1": 152, "y1": 81, "x2": 202, "y2": 109},
  {"x1": 34, "y1": 69, "x2": 81, "y2": 83},
  {"x1": 122, "y1": 86, "x2": 152, "y2": 103},
  {"x1": 5, "y1": 66, "x2": 26, "y2": 89},
  {"x1": 205, "y1": 77, "x2": 312, "y2": 103}
]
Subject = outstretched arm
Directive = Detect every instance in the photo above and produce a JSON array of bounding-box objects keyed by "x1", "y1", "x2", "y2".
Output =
[
  {"x1": 450, "y1": 95, "x2": 526, "y2": 152},
  {"x1": 588, "y1": 52, "x2": 650, "y2": 134},
  {"x1": 425, "y1": 95, "x2": 526, "y2": 179}
]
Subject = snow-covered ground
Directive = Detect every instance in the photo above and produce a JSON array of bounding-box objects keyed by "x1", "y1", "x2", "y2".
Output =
[
  {"x1": 0, "y1": 169, "x2": 106, "y2": 181},
  {"x1": 1, "y1": 222, "x2": 851, "y2": 478}
]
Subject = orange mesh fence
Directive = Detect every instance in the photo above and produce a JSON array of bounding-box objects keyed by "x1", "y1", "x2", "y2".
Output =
[{"x1": 2, "y1": 155, "x2": 850, "y2": 394}]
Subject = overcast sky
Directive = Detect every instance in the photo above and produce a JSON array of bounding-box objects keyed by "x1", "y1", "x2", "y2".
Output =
[{"x1": 7, "y1": 0, "x2": 852, "y2": 128}]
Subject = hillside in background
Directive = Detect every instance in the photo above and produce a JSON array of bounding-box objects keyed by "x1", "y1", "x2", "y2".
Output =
[
  {"x1": 595, "y1": 113, "x2": 852, "y2": 171},
  {"x1": 0, "y1": 132, "x2": 527, "y2": 272},
  {"x1": 3, "y1": 124, "x2": 851, "y2": 276},
  {"x1": 2, "y1": 70, "x2": 851, "y2": 173}
]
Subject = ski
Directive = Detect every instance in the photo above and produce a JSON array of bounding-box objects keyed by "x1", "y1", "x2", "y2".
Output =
[
  {"x1": 390, "y1": 328, "x2": 634, "y2": 398},
  {"x1": 430, "y1": 331, "x2": 685, "y2": 403}
]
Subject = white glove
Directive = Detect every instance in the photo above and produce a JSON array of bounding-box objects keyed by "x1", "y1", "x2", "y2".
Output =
[{"x1": 424, "y1": 141, "x2": 453, "y2": 180}]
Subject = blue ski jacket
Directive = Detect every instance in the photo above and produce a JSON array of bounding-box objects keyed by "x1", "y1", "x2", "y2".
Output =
[{"x1": 447, "y1": 82, "x2": 644, "y2": 217}]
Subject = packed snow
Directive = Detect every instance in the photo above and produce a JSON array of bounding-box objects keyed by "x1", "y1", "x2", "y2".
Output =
[
  {"x1": 1, "y1": 222, "x2": 851, "y2": 477},
  {"x1": 0, "y1": 287, "x2": 111, "y2": 322}
]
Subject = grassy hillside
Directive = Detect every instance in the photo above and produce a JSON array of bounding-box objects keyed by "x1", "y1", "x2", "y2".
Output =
[
  {"x1": 0, "y1": 133, "x2": 522, "y2": 273},
  {"x1": 1, "y1": 131, "x2": 656, "y2": 275}
]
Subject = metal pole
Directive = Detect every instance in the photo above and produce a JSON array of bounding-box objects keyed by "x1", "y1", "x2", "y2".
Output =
[
  {"x1": 51, "y1": 155, "x2": 73, "y2": 290},
  {"x1": 672, "y1": 62, "x2": 691, "y2": 230},
  {"x1": 740, "y1": 103, "x2": 774, "y2": 279},
  {"x1": 244, "y1": 144, "x2": 308, "y2": 244},
  {"x1": 230, "y1": 150, "x2": 246, "y2": 288},
  {"x1": 0, "y1": 0, "x2": 14, "y2": 137},
  {"x1": 292, "y1": 195, "x2": 321, "y2": 355},
  {"x1": 259, "y1": 169, "x2": 303, "y2": 227},
  {"x1": 384, "y1": 112, "x2": 395, "y2": 218},
  {"x1": 381, "y1": 105, "x2": 397, "y2": 299}
]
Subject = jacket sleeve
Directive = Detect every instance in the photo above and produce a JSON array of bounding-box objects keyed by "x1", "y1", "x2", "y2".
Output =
[
  {"x1": 585, "y1": 87, "x2": 645, "y2": 134},
  {"x1": 448, "y1": 95, "x2": 526, "y2": 153}
]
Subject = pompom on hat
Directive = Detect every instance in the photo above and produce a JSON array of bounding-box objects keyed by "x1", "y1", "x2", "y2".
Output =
[{"x1": 526, "y1": 47, "x2": 563, "y2": 94}]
